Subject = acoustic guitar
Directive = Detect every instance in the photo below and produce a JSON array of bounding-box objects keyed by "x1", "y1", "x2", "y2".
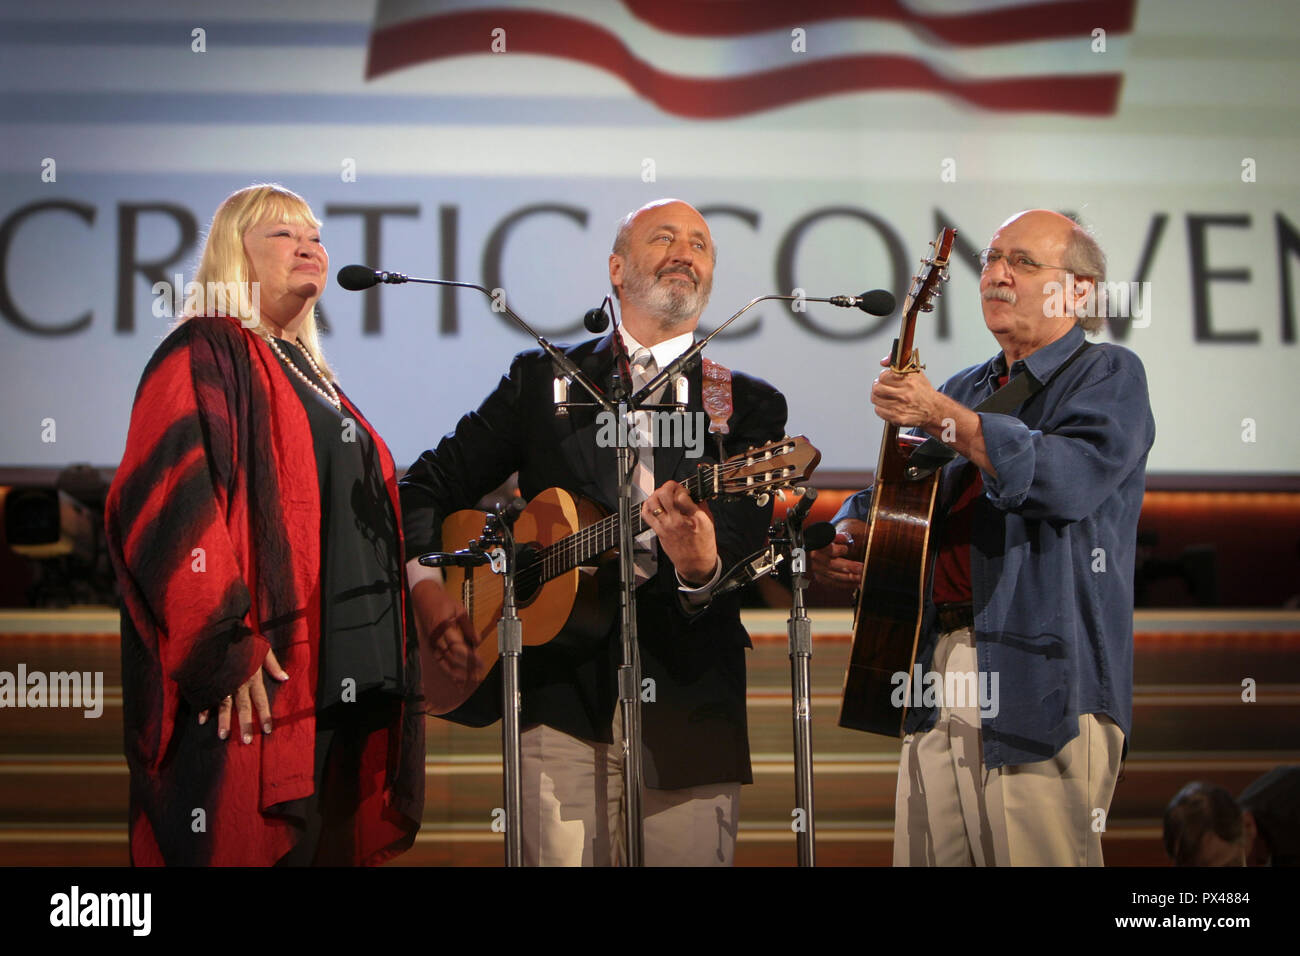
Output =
[
  {"x1": 839, "y1": 228, "x2": 956, "y2": 737},
  {"x1": 429, "y1": 435, "x2": 821, "y2": 713}
]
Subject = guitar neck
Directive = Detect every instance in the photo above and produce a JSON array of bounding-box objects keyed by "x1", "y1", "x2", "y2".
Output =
[
  {"x1": 533, "y1": 464, "x2": 716, "y2": 583},
  {"x1": 873, "y1": 227, "x2": 955, "y2": 478}
]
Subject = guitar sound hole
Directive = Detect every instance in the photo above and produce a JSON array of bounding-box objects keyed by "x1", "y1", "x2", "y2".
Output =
[{"x1": 514, "y1": 544, "x2": 542, "y2": 605}]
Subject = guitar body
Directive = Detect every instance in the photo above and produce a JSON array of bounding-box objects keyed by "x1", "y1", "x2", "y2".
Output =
[
  {"x1": 839, "y1": 436, "x2": 940, "y2": 736},
  {"x1": 838, "y1": 227, "x2": 956, "y2": 737},
  {"x1": 442, "y1": 487, "x2": 613, "y2": 680}
]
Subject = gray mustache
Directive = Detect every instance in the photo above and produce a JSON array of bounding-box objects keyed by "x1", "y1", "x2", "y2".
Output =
[{"x1": 983, "y1": 288, "x2": 1016, "y2": 304}]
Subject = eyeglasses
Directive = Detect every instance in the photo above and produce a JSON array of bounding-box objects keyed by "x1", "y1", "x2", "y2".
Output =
[{"x1": 978, "y1": 248, "x2": 1073, "y2": 275}]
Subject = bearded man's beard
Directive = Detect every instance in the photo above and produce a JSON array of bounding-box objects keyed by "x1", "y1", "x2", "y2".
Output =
[{"x1": 621, "y1": 264, "x2": 712, "y2": 330}]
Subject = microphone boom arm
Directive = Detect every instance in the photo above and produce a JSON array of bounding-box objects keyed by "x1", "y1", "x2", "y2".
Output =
[
  {"x1": 368, "y1": 272, "x2": 618, "y2": 415},
  {"x1": 633, "y1": 291, "x2": 893, "y2": 406}
]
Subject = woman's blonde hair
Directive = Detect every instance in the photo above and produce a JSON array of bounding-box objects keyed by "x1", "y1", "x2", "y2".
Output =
[{"x1": 181, "y1": 183, "x2": 335, "y2": 381}]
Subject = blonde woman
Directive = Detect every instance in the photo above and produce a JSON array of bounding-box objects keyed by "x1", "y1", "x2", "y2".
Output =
[{"x1": 106, "y1": 184, "x2": 423, "y2": 866}]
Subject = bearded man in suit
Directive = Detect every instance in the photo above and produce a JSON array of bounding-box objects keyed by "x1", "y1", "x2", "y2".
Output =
[{"x1": 401, "y1": 199, "x2": 788, "y2": 866}]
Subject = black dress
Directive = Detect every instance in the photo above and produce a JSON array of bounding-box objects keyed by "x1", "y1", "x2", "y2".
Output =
[{"x1": 270, "y1": 338, "x2": 405, "y2": 865}]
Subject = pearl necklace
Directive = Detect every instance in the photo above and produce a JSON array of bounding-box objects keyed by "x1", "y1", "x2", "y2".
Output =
[{"x1": 266, "y1": 335, "x2": 342, "y2": 410}]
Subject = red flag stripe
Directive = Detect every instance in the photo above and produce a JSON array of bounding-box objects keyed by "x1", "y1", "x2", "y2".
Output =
[
  {"x1": 619, "y1": 0, "x2": 1137, "y2": 45},
  {"x1": 366, "y1": 10, "x2": 1124, "y2": 118}
]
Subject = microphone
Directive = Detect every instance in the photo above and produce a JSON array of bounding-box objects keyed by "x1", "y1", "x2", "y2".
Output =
[
  {"x1": 337, "y1": 264, "x2": 410, "y2": 291},
  {"x1": 583, "y1": 294, "x2": 616, "y2": 333},
  {"x1": 417, "y1": 548, "x2": 492, "y2": 568},
  {"x1": 803, "y1": 521, "x2": 836, "y2": 552},
  {"x1": 713, "y1": 545, "x2": 783, "y2": 599},
  {"x1": 495, "y1": 497, "x2": 527, "y2": 526},
  {"x1": 828, "y1": 289, "x2": 896, "y2": 316},
  {"x1": 785, "y1": 488, "x2": 818, "y2": 529}
]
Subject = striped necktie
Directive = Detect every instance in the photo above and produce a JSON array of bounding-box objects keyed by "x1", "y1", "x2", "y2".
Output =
[{"x1": 629, "y1": 347, "x2": 658, "y2": 583}]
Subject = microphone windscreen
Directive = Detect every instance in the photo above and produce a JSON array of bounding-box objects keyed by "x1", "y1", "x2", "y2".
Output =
[
  {"x1": 583, "y1": 308, "x2": 610, "y2": 333},
  {"x1": 337, "y1": 265, "x2": 380, "y2": 291},
  {"x1": 858, "y1": 289, "x2": 896, "y2": 316},
  {"x1": 804, "y1": 522, "x2": 836, "y2": 551}
]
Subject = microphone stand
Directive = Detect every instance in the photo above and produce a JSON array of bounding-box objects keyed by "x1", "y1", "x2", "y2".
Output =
[
  {"x1": 482, "y1": 508, "x2": 524, "y2": 867},
  {"x1": 608, "y1": 329, "x2": 649, "y2": 867},
  {"x1": 417, "y1": 508, "x2": 524, "y2": 866},
  {"x1": 771, "y1": 489, "x2": 819, "y2": 866}
]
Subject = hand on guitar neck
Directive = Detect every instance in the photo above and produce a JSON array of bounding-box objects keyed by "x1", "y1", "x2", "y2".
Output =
[
  {"x1": 640, "y1": 479, "x2": 719, "y2": 586},
  {"x1": 809, "y1": 518, "x2": 866, "y2": 594},
  {"x1": 871, "y1": 356, "x2": 995, "y2": 478}
]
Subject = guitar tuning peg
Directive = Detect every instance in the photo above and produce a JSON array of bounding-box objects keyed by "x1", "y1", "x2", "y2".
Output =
[{"x1": 755, "y1": 493, "x2": 770, "y2": 507}]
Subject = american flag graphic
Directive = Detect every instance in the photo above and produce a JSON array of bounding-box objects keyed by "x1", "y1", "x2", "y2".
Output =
[{"x1": 366, "y1": 0, "x2": 1137, "y2": 118}]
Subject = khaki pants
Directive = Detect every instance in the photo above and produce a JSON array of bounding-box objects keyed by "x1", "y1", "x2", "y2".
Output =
[
  {"x1": 893, "y1": 627, "x2": 1124, "y2": 866},
  {"x1": 520, "y1": 707, "x2": 739, "y2": 866}
]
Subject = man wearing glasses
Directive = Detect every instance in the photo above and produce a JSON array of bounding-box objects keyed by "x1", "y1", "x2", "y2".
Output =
[{"x1": 813, "y1": 209, "x2": 1155, "y2": 866}]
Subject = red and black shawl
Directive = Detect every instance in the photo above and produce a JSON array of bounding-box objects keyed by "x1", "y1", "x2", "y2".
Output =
[{"x1": 105, "y1": 315, "x2": 424, "y2": 866}]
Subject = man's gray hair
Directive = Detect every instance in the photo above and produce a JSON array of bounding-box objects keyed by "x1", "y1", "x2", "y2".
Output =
[
  {"x1": 1063, "y1": 219, "x2": 1107, "y2": 334},
  {"x1": 611, "y1": 209, "x2": 638, "y2": 260}
]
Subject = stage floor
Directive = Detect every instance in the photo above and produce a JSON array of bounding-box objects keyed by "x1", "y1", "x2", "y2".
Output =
[{"x1": 2, "y1": 608, "x2": 1297, "y2": 866}]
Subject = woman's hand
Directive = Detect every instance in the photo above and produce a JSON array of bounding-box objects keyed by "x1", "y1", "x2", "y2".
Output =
[{"x1": 197, "y1": 648, "x2": 289, "y2": 744}]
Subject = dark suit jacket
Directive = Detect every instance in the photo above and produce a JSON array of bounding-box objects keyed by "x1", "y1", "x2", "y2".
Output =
[{"x1": 400, "y1": 332, "x2": 788, "y2": 789}]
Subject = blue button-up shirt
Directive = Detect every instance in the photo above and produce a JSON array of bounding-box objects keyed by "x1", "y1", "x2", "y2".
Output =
[{"x1": 834, "y1": 324, "x2": 1156, "y2": 769}]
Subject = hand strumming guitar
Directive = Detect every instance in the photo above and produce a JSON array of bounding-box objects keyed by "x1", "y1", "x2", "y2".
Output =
[{"x1": 410, "y1": 575, "x2": 483, "y2": 714}]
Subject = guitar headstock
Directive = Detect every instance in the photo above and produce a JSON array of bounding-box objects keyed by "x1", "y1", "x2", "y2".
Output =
[
  {"x1": 903, "y1": 227, "x2": 956, "y2": 316},
  {"x1": 709, "y1": 435, "x2": 822, "y2": 504},
  {"x1": 889, "y1": 226, "x2": 956, "y2": 371}
]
